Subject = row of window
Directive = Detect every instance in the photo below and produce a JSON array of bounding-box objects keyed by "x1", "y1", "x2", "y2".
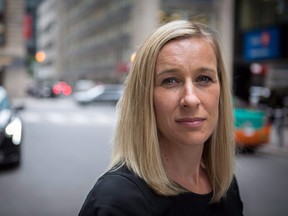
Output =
[{"x1": 59, "y1": 0, "x2": 133, "y2": 76}]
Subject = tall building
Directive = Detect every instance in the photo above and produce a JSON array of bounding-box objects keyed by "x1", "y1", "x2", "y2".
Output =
[
  {"x1": 0, "y1": 0, "x2": 27, "y2": 97},
  {"x1": 35, "y1": 0, "x2": 234, "y2": 86},
  {"x1": 58, "y1": 0, "x2": 134, "y2": 83}
]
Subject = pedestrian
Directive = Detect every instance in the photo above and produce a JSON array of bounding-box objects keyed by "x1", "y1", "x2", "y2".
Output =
[{"x1": 79, "y1": 20, "x2": 243, "y2": 216}]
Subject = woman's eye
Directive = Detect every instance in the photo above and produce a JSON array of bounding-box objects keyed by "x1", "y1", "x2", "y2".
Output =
[
  {"x1": 161, "y1": 77, "x2": 179, "y2": 85},
  {"x1": 196, "y1": 76, "x2": 213, "y2": 84}
]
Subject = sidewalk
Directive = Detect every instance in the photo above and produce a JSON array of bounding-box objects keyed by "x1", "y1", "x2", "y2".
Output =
[{"x1": 256, "y1": 125, "x2": 288, "y2": 158}]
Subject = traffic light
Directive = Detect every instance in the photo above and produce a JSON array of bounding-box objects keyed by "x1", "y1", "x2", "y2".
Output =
[{"x1": 35, "y1": 51, "x2": 46, "y2": 63}]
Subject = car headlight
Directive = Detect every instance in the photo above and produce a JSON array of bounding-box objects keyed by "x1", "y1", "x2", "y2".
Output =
[{"x1": 5, "y1": 117, "x2": 22, "y2": 145}]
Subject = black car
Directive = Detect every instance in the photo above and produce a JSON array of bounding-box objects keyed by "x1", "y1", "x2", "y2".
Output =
[{"x1": 0, "y1": 86, "x2": 23, "y2": 166}]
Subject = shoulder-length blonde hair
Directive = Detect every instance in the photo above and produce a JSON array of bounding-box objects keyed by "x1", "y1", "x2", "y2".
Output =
[{"x1": 110, "y1": 20, "x2": 235, "y2": 202}]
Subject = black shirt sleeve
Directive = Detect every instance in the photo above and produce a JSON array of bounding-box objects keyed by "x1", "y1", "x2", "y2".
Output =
[{"x1": 78, "y1": 172, "x2": 152, "y2": 216}]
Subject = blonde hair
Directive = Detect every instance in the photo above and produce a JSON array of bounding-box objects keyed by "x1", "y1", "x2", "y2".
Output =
[{"x1": 110, "y1": 20, "x2": 235, "y2": 202}]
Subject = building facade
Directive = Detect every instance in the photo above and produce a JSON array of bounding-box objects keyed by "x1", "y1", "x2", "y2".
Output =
[
  {"x1": 233, "y1": 0, "x2": 288, "y2": 107},
  {"x1": 58, "y1": 0, "x2": 134, "y2": 83},
  {"x1": 0, "y1": 0, "x2": 27, "y2": 97}
]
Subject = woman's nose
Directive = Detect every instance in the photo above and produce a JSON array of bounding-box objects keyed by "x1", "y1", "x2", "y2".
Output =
[{"x1": 179, "y1": 85, "x2": 200, "y2": 108}]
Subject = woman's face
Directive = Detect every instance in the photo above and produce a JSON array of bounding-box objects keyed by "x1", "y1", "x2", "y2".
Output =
[{"x1": 153, "y1": 37, "x2": 220, "y2": 148}]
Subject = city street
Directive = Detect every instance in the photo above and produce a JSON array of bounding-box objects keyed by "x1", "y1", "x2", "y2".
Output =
[{"x1": 0, "y1": 97, "x2": 288, "y2": 216}]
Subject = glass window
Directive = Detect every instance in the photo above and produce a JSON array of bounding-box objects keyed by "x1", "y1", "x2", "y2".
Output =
[{"x1": 239, "y1": 0, "x2": 288, "y2": 30}]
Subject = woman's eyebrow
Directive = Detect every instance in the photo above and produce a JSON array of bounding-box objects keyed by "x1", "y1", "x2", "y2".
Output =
[
  {"x1": 156, "y1": 66, "x2": 217, "y2": 76},
  {"x1": 197, "y1": 67, "x2": 217, "y2": 73},
  {"x1": 156, "y1": 68, "x2": 179, "y2": 77}
]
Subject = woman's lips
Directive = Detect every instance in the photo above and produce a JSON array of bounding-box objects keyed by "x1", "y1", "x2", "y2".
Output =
[{"x1": 175, "y1": 117, "x2": 205, "y2": 127}]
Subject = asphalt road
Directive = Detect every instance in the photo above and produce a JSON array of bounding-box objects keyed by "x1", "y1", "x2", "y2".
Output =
[
  {"x1": 0, "y1": 97, "x2": 287, "y2": 216},
  {"x1": 236, "y1": 153, "x2": 288, "y2": 216}
]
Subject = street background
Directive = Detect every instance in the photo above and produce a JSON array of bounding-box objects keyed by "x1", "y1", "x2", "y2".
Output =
[{"x1": 0, "y1": 1, "x2": 288, "y2": 216}]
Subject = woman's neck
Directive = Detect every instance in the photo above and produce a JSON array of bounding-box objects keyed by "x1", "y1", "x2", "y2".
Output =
[{"x1": 160, "y1": 142, "x2": 212, "y2": 194}]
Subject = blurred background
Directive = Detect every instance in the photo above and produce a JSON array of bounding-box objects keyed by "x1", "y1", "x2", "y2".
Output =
[{"x1": 0, "y1": 0, "x2": 287, "y2": 215}]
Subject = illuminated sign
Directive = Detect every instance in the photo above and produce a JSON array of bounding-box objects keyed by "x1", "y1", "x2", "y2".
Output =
[{"x1": 243, "y1": 27, "x2": 280, "y2": 61}]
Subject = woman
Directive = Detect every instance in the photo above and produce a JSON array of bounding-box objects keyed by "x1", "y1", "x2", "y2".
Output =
[{"x1": 79, "y1": 20, "x2": 243, "y2": 216}]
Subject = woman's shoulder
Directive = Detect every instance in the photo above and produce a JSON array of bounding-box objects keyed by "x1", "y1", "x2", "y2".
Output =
[
  {"x1": 220, "y1": 175, "x2": 244, "y2": 215},
  {"x1": 227, "y1": 175, "x2": 242, "y2": 196},
  {"x1": 79, "y1": 165, "x2": 170, "y2": 215},
  {"x1": 92, "y1": 165, "x2": 148, "y2": 201}
]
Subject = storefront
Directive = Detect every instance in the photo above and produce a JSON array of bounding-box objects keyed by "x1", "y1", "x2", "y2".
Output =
[{"x1": 233, "y1": 0, "x2": 288, "y2": 108}]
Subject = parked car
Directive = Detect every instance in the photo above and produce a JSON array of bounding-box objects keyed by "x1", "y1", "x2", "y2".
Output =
[
  {"x1": 73, "y1": 84, "x2": 123, "y2": 105},
  {"x1": 26, "y1": 81, "x2": 56, "y2": 98},
  {"x1": 234, "y1": 97, "x2": 271, "y2": 150},
  {"x1": 0, "y1": 86, "x2": 23, "y2": 166}
]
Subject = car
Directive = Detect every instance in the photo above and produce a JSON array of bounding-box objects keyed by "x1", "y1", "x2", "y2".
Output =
[
  {"x1": 73, "y1": 84, "x2": 123, "y2": 105},
  {"x1": 26, "y1": 80, "x2": 56, "y2": 98},
  {"x1": 0, "y1": 86, "x2": 23, "y2": 166},
  {"x1": 73, "y1": 79, "x2": 98, "y2": 92},
  {"x1": 234, "y1": 97, "x2": 271, "y2": 150}
]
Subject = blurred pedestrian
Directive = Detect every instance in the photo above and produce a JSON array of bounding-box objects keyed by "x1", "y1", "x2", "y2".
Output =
[{"x1": 79, "y1": 20, "x2": 243, "y2": 216}]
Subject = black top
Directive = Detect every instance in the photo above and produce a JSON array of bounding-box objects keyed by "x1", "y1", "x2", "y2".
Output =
[{"x1": 79, "y1": 165, "x2": 243, "y2": 216}]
